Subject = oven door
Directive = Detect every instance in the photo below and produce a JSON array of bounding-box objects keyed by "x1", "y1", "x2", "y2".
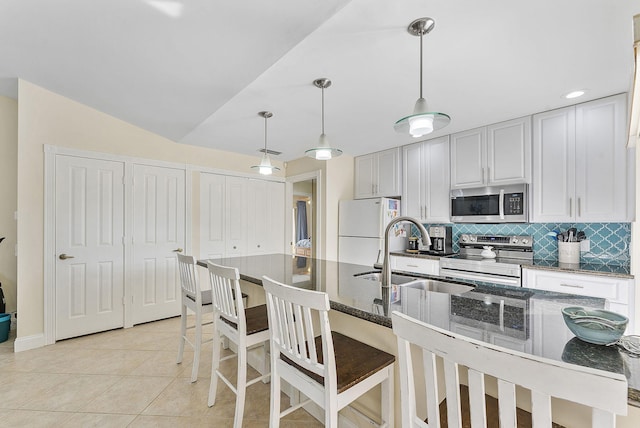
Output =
[{"x1": 450, "y1": 184, "x2": 528, "y2": 223}]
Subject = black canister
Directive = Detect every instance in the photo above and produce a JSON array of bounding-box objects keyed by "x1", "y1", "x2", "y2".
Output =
[{"x1": 408, "y1": 237, "x2": 419, "y2": 252}]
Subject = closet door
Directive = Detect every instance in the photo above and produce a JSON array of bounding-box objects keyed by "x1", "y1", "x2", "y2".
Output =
[
  {"x1": 200, "y1": 173, "x2": 226, "y2": 260},
  {"x1": 131, "y1": 164, "x2": 186, "y2": 324},
  {"x1": 55, "y1": 155, "x2": 125, "y2": 340}
]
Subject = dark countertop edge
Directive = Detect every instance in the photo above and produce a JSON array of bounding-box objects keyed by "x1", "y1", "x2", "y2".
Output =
[{"x1": 523, "y1": 263, "x2": 633, "y2": 279}]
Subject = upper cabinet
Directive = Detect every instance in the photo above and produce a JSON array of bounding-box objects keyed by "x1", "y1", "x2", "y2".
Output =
[
  {"x1": 354, "y1": 147, "x2": 401, "y2": 199},
  {"x1": 402, "y1": 136, "x2": 450, "y2": 222},
  {"x1": 450, "y1": 117, "x2": 532, "y2": 189},
  {"x1": 532, "y1": 94, "x2": 633, "y2": 222}
]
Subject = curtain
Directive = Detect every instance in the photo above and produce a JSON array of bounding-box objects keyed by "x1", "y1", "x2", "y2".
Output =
[{"x1": 296, "y1": 200, "x2": 308, "y2": 242}]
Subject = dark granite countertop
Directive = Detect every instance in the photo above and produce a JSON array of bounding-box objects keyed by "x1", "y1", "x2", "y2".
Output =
[
  {"x1": 391, "y1": 251, "x2": 633, "y2": 279},
  {"x1": 198, "y1": 254, "x2": 639, "y2": 405}
]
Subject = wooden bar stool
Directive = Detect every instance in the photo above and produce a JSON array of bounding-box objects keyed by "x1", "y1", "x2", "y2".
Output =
[
  {"x1": 176, "y1": 254, "x2": 214, "y2": 383},
  {"x1": 262, "y1": 275, "x2": 395, "y2": 427},
  {"x1": 391, "y1": 311, "x2": 628, "y2": 428},
  {"x1": 207, "y1": 261, "x2": 270, "y2": 428}
]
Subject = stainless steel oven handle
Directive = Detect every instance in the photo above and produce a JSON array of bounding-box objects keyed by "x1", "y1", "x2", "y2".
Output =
[
  {"x1": 499, "y1": 299, "x2": 505, "y2": 331},
  {"x1": 499, "y1": 188, "x2": 505, "y2": 219}
]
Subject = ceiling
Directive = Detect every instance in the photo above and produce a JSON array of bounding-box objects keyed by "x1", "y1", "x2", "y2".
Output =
[{"x1": 1, "y1": 0, "x2": 639, "y2": 162}]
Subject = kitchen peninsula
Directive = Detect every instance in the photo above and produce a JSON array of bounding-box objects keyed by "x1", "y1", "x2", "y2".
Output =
[{"x1": 198, "y1": 254, "x2": 640, "y2": 425}]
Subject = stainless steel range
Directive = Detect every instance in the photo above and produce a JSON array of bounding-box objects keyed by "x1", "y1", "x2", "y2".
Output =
[{"x1": 439, "y1": 234, "x2": 533, "y2": 287}]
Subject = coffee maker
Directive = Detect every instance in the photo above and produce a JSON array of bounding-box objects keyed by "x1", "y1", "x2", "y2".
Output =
[{"x1": 427, "y1": 226, "x2": 453, "y2": 255}]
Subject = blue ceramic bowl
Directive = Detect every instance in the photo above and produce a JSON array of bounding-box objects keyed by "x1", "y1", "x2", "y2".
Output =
[{"x1": 562, "y1": 306, "x2": 628, "y2": 345}]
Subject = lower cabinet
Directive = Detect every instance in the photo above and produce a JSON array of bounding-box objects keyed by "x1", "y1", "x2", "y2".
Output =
[
  {"x1": 391, "y1": 255, "x2": 439, "y2": 275},
  {"x1": 522, "y1": 268, "x2": 635, "y2": 332}
]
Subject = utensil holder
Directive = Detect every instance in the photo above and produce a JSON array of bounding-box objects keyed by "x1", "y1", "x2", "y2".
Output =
[{"x1": 558, "y1": 241, "x2": 580, "y2": 264}]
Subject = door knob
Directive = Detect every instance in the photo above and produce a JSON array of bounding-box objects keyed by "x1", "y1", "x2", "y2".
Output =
[
  {"x1": 59, "y1": 253, "x2": 75, "y2": 260},
  {"x1": 172, "y1": 248, "x2": 183, "y2": 253}
]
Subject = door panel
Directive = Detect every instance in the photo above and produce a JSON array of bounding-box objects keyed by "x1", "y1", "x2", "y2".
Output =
[
  {"x1": 55, "y1": 155, "x2": 125, "y2": 340},
  {"x1": 132, "y1": 164, "x2": 186, "y2": 324},
  {"x1": 200, "y1": 173, "x2": 226, "y2": 259}
]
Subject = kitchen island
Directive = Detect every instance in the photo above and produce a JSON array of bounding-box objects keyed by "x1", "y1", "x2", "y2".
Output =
[{"x1": 198, "y1": 254, "x2": 640, "y2": 425}]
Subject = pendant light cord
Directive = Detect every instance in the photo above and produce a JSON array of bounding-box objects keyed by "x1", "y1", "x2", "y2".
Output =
[
  {"x1": 419, "y1": 25, "x2": 423, "y2": 99},
  {"x1": 321, "y1": 85, "x2": 325, "y2": 134},
  {"x1": 264, "y1": 115, "x2": 268, "y2": 151}
]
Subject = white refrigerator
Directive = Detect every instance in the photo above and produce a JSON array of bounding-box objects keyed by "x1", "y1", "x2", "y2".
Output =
[{"x1": 338, "y1": 198, "x2": 406, "y2": 266}]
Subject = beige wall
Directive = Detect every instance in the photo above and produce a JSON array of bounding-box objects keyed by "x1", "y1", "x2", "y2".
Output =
[
  {"x1": 16, "y1": 79, "x2": 284, "y2": 339},
  {"x1": 0, "y1": 96, "x2": 17, "y2": 314}
]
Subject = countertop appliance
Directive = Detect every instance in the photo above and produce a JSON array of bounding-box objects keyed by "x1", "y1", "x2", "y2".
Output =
[
  {"x1": 338, "y1": 198, "x2": 404, "y2": 266},
  {"x1": 439, "y1": 233, "x2": 534, "y2": 287},
  {"x1": 450, "y1": 184, "x2": 528, "y2": 223},
  {"x1": 427, "y1": 225, "x2": 453, "y2": 255},
  {"x1": 450, "y1": 286, "x2": 533, "y2": 340}
]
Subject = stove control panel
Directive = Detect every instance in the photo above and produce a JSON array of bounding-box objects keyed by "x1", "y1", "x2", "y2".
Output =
[{"x1": 459, "y1": 234, "x2": 533, "y2": 250}]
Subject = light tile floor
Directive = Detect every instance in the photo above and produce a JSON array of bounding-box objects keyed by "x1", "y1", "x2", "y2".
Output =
[{"x1": 0, "y1": 316, "x2": 323, "y2": 427}]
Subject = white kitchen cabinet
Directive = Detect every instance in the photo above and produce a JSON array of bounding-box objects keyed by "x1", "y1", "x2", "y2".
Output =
[
  {"x1": 402, "y1": 136, "x2": 450, "y2": 222},
  {"x1": 391, "y1": 255, "x2": 439, "y2": 276},
  {"x1": 200, "y1": 173, "x2": 285, "y2": 259},
  {"x1": 532, "y1": 94, "x2": 632, "y2": 222},
  {"x1": 523, "y1": 268, "x2": 635, "y2": 332},
  {"x1": 450, "y1": 116, "x2": 531, "y2": 189},
  {"x1": 354, "y1": 148, "x2": 401, "y2": 199}
]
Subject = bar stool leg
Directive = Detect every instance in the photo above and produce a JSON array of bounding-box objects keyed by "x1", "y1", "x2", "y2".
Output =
[
  {"x1": 176, "y1": 304, "x2": 187, "y2": 364},
  {"x1": 208, "y1": 319, "x2": 222, "y2": 407},
  {"x1": 234, "y1": 341, "x2": 247, "y2": 428}
]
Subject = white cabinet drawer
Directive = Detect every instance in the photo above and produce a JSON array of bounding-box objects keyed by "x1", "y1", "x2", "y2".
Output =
[
  {"x1": 523, "y1": 269, "x2": 630, "y2": 304},
  {"x1": 392, "y1": 256, "x2": 439, "y2": 276}
]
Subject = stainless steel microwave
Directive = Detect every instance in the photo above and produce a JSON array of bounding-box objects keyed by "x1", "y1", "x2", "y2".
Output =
[{"x1": 450, "y1": 184, "x2": 528, "y2": 223}]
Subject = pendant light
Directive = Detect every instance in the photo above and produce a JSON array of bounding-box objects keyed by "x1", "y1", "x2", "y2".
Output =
[
  {"x1": 305, "y1": 78, "x2": 342, "y2": 160},
  {"x1": 394, "y1": 17, "x2": 450, "y2": 138},
  {"x1": 251, "y1": 111, "x2": 280, "y2": 175}
]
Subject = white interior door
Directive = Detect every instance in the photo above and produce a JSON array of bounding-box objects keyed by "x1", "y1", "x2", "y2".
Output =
[
  {"x1": 132, "y1": 164, "x2": 186, "y2": 324},
  {"x1": 200, "y1": 173, "x2": 226, "y2": 260},
  {"x1": 55, "y1": 155, "x2": 125, "y2": 340}
]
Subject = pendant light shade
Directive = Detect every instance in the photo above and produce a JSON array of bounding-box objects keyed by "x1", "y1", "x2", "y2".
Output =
[
  {"x1": 251, "y1": 111, "x2": 280, "y2": 175},
  {"x1": 394, "y1": 17, "x2": 450, "y2": 138},
  {"x1": 306, "y1": 78, "x2": 342, "y2": 160}
]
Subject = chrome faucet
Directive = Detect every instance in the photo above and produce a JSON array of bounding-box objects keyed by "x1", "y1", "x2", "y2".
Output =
[{"x1": 381, "y1": 216, "x2": 431, "y2": 288}]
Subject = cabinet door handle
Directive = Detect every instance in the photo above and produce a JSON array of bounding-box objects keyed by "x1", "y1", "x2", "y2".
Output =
[
  {"x1": 406, "y1": 264, "x2": 419, "y2": 268},
  {"x1": 487, "y1": 167, "x2": 491, "y2": 183},
  {"x1": 569, "y1": 198, "x2": 573, "y2": 217},
  {"x1": 482, "y1": 167, "x2": 485, "y2": 183},
  {"x1": 578, "y1": 197, "x2": 581, "y2": 217},
  {"x1": 560, "y1": 283, "x2": 584, "y2": 289}
]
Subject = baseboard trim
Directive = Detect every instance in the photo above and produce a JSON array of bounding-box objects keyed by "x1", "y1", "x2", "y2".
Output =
[{"x1": 14, "y1": 333, "x2": 46, "y2": 352}]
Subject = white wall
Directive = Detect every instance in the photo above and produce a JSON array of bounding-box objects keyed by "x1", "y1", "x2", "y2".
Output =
[
  {"x1": 0, "y1": 96, "x2": 17, "y2": 314},
  {"x1": 16, "y1": 79, "x2": 284, "y2": 340}
]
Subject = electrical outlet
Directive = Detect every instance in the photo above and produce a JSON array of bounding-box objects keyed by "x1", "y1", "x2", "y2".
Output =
[{"x1": 580, "y1": 239, "x2": 590, "y2": 252}]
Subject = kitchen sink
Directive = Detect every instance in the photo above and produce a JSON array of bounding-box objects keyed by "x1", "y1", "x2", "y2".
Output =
[
  {"x1": 354, "y1": 271, "x2": 418, "y2": 285},
  {"x1": 400, "y1": 280, "x2": 474, "y2": 295},
  {"x1": 354, "y1": 271, "x2": 475, "y2": 295}
]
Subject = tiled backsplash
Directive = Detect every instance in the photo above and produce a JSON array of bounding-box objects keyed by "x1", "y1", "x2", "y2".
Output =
[{"x1": 418, "y1": 223, "x2": 631, "y2": 266}]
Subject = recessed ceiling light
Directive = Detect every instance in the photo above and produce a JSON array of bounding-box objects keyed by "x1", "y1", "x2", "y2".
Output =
[{"x1": 564, "y1": 90, "x2": 586, "y2": 99}]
